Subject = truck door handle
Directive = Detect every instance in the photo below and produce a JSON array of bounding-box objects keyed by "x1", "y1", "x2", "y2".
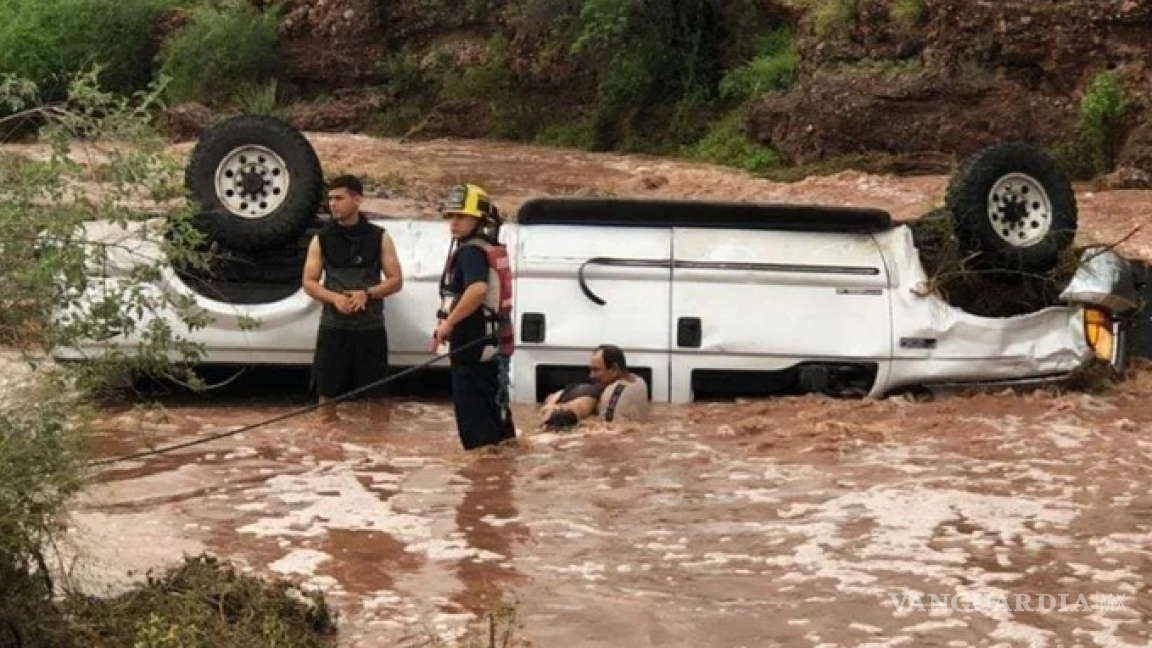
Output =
[{"x1": 678, "y1": 317, "x2": 702, "y2": 348}]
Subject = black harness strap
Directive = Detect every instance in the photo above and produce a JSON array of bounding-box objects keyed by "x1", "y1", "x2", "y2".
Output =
[{"x1": 603, "y1": 382, "x2": 627, "y2": 422}]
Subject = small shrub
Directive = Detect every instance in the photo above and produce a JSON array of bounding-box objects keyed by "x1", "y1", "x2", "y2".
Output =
[
  {"x1": 719, "y1": 26, "x2": 799, "y2": 103},
  {"x1": 535, "y1": 121, "x2": 595, "y2": 149},
  {"x1": 890, "y1": 0, "x2": 927, "y2": 29},
  {"x1": 377, "y1": 46, "x2": 436, "y2": 101},
  {"x1": 688, "y1": 110, "x2": 782, "y2": 173},
  {"x1": 1078, "y1": 71, "x2": 1132, "y2": 172},
  {"x1": 158, "y1": 4, "x2": 282, "y2": 105},
  {"x1": 1, "y1": 68, "x2": 213, "y2": 392},
  {"x1": 440, "y1": 37, "x2": 516, "y2": 103},
  {"x1": 367, "y1": 105, "x2": 424, "y2": 137},
  {"x1": 1054, "y1": 71, "x2": 1132, "y2": 179},
  {"x1": 805, "y1": 0, "x2": 858, "y2": 39},
  {"x1": 233, "y1": 79, "x2": 285, "y2": 117}
]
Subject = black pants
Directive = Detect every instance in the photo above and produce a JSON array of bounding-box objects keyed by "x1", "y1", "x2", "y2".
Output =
[
  {"x1": 312, "y1": 324, "x2": 389, "y2": 400},
  {"x1": 450, "y1": 360, "x2": 515, "y2": 450}
]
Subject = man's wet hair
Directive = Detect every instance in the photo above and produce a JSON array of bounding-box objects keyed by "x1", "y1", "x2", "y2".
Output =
[
  {"x1": 327, "y1": 174, "x2": 363, "y2": 196},
  {"x1": 595, "y1": 344, "x2": 627, "y2": 371}
]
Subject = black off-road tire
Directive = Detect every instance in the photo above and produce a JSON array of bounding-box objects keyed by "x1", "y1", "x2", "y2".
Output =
[
  {"x1": 945, "y1": 142, "x2": 1077, "y2": 275},
  {"x1": 185, "y1": 115, "x2": 324, "y2": 252}
]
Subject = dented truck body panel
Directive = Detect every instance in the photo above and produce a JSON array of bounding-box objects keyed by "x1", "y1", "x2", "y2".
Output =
[
  {"x1": 57, "y1": 199, "x2": 1138, "y2": 403},
  {"x1": 876, "y1": 226, "x2": 1094, "y2": 395}
]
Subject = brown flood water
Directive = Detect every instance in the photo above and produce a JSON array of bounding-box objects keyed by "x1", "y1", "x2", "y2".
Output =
[
  {"x1": 7, "y1": 131, "x2": 1150, "y2": 645},
  {"x1": 62, "y1": 366, "x2": 1152, "y2": 648}
]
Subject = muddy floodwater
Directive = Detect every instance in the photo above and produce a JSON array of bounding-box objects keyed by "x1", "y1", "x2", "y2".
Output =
[
  {"x1": 63, "y1": 366, "x2": 1151, "y2": 648},
  {"x1": 6, "y1": 132, "x2": 1149, "y2": 645}
]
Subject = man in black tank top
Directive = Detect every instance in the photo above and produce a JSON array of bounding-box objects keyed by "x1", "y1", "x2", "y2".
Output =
[{"x1": 302, "y1": 175, "x2": 403, "y2": 420}]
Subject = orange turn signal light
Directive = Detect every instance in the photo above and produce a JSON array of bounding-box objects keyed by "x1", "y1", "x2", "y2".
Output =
[{"x1": 1084, "y1": 307, "x2": 1114, "y2": 362}]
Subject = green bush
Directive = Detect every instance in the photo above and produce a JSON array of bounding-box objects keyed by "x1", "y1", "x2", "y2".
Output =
[
  {"x1": 0, "y1": 0, "x2": 171, "y2": 97},
  {"x1": 367, "y1": 105, "x2": 424, "y2": 138},
  {"x1": 719, "y1": 26, "x2": 799, "y2": 103},
  {"x1": 440, "y1": 37, "x2": 516, "y2": 103},
  {"x1": 1078, "y1": 71, "x2": 1132, "y2": 170},
  {"x1": 890, "y1": 0, "x2": 927, "y2": 29},
  {"x1": 535, "y1": 121, "x2": 595, "y2": 149},
  {"x1": 1054, "y1": 71, "x2": 1132, "y2": 179},
  {"x1": 805, "y1": 0, "x2": 858, "y2": 39},
  {"x1": 688, "y1": 110, "x2": 782, "y2": 173},
  {"x1": 377, "y1": 46, "x2": 440, "y2": 102},
  {"x1": 158, "y1": 4, "x2": 282, "y2": 104}
]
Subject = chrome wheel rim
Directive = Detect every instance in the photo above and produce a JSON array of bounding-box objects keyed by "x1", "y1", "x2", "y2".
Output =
[
  {"x1": 213, "y1": 145, "x2": 290, "y2": 219},
  {"x1": 987, "y1": 173, "x2": 1053, "y2": 248}
]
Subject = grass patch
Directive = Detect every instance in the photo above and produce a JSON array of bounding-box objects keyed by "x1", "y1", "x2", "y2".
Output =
[
  {"x1": 686, "y1": 110, "x2": 783, "y2": 173},
  {"x1": 803, "y1": 0, "x2": 858, "y2": 40},
  {"x1": 233, "y1": 79, "x2": 289, "y2": 118},
  {"x1": 535, "y1": 120, "x2": 596, "y2": 149},
  {"x1": 890, "y1": 0, "x2": 927, "y2": 29},
  {"x1": 718, "y1": 26, "x2": 799, "y2": 103},
  {"x1": 368, "y1": 105, "x2": 425, "y2": 138}
]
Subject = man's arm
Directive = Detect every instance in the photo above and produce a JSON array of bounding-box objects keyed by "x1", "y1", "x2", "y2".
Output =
[
  {"x1": 302, "y1": 237, "x2": 344, "y2": 307},
  {"x1": 368, "y1": 231, "x2": 403, "y2": 300}
]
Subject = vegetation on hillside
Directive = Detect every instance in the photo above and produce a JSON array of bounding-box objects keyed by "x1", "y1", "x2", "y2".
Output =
[
  {"x1": 0, "y1": 0, "x2": 1144, "y2": 178},
  {"x1": 158, "y1": 3, "x2": 283, "y2": 105},
  {"x1": 0, "y1": 0, "x2": 802, "y2": 172},
  {"x1": 0, "y1": 0, "x2": 170, "y2": 96}
]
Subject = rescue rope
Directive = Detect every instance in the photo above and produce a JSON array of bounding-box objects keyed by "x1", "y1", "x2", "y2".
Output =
[{"x1": 88, "y1": 334, "x2": 496, "y2": 468}]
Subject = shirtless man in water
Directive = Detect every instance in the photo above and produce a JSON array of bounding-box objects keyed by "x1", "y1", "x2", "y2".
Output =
[{"x1": 539, "y1": 345, "x2": 649, "y2": 430}]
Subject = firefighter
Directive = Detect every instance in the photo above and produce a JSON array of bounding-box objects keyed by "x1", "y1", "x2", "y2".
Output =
[{"x1": 434, "y1": 184, "x2": 517, "y2": 450}]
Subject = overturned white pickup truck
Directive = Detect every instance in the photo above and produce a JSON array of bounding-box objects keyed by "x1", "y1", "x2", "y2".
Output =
[{"x1": 55, "y1": 116, "x2": 1145, "y2": 403}]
